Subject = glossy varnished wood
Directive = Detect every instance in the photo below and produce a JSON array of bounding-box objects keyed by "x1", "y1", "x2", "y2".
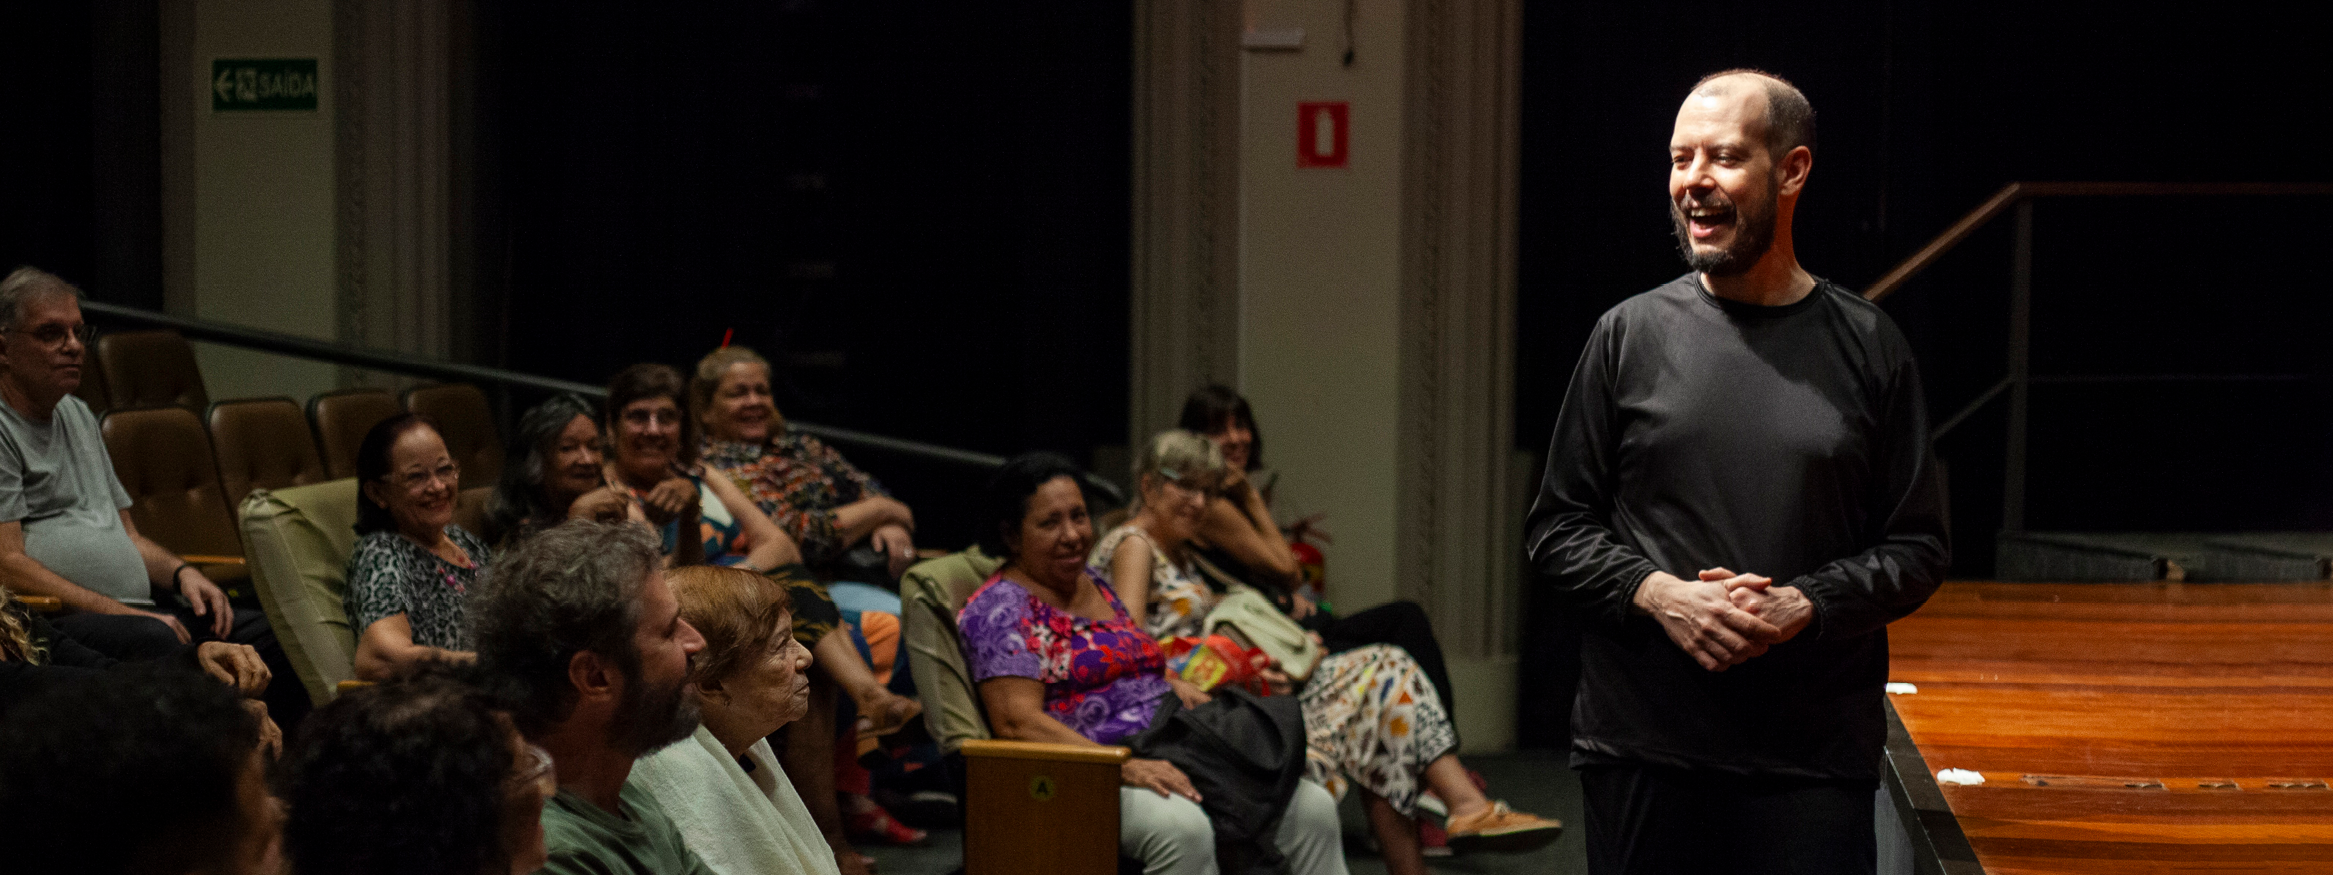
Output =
[{"x1": 1890, "y1": 582, "x2": 2333, "y2": 874}]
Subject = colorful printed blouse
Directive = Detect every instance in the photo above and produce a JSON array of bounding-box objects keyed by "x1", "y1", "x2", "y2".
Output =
[
  {"x1": 702, "y1": 430, "x2": 891, "y2": 564},
  {"x1": 1090, "y1": 524, "x2": 1217, "y2": 641},
  {"x1": 956, "y1": 571, "x2": 1172, "y2": 746},
  {"x1": 625, "y1": 475, "x2": 751, "y2": 564}
]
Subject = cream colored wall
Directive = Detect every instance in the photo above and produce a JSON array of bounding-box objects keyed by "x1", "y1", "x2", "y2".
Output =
[
  {"x1": 171, "y1": 0, "x2": 339, "y2": 403},
  {"x1": 1237, "y1": 0, "x2": 1407, "y2": 613},
  {"x1": 1233, "y1": 0, "x2": 1521, "y2": 751}
]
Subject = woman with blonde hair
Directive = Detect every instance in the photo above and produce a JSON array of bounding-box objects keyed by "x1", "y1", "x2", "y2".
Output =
[{"x1": 1095, "y1": 430, "x2": 1560, "y2": 873}]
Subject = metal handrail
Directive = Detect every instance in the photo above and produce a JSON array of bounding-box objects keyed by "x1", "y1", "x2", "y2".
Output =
[
  {"x1": 1864, "y1": 181, "x2": 2332, "y2": 532},
  {"x1": 1862, "y1": 182, "x2": 2333, "y2": 303},
  {"x1": 80, "y1": 299, "x2": 1124, "y2": 503}
]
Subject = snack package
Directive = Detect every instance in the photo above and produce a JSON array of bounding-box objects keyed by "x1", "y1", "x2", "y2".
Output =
[{"x1": 1162, "y1": 634, "x2": 1271, "y2": 694}]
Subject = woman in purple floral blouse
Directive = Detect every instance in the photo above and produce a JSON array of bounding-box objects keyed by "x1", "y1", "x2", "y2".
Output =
[{"x1": 956, "y1": 453, "x2": 1347, "y2": 875}]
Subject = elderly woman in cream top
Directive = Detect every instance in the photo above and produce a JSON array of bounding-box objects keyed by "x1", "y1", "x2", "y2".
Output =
[{"x1": 631, "y1": 565, "x2": 838, "y2": 875}]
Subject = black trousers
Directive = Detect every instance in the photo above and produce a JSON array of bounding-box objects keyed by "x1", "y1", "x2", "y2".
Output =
[
  {"x1": 1579, "y1": 762, "x2": 1877, "y2": 875},
  {"x1": 52, "y1": 605, "x2": 311, "y2": 730}
]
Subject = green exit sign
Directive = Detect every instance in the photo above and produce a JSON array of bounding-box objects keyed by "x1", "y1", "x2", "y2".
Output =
[{"x1": 211, "y1": 59, "x2": 319, "y2": 112}]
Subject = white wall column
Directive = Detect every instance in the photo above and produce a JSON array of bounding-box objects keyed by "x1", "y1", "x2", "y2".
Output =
[
  {"x1": 1136, "y1": 0, "x2": 1522, "y2": 750},
  {"x1": 1131, "y1": 0, "x2": 1245, "y2": 446}
]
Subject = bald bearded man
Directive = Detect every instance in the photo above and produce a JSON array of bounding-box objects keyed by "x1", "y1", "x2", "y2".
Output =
[{"x1": 1525, "y1": 70, "x2": 1950, "y2": 874}]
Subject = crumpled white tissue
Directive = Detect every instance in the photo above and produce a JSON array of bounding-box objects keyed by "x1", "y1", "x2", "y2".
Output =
[
  {"x1": 1884, "y1": 682, "x2": 1918, "y2": 695},
  {"x1": 1935, "y1": 769, "x2": 1984, "y2": 786}
]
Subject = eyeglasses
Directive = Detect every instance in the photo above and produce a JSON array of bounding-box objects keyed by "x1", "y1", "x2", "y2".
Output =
[
  {"x1": 11, "y1": 323, "x2": 95, "y2": 348},
  {"x1": 620, "y1": 407, "x2": 683, "y2": 427},
  {"x1": 384, "y1": 461, "x2": 460, "y2": 492},
  {"x1": 509, "y1": 743, "x2": 555, "y2": 794}
]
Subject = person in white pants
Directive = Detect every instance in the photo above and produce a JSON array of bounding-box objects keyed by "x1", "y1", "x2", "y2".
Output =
[{"x1": 958, "y1": 453, "x2": 1348, "y2": 875}]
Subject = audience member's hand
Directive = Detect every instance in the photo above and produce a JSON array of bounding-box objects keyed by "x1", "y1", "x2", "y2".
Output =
[
  {"x1": 1287, "y1": 512, "x2": 1334, "y2": 546},
  {"x1": 1217, "y1": 467, "x2": 1253, "y2": 503},
  {"x1": 1288, "y1": 592, "x2": 1318, "y2": 621},
  {"x1": 870, "y1": 523, "x2": 916, "y2": 578},
  {"x1": 175, "y1": 569, "x2": 235, "y2": 639},
  {"x1": 1165, "y1": 676, "x2": 1213, "y2": 709},
  {"x1": 639, "y1": 475, "x2": 697, "y2": 525},
  {"x1": 567, "y1": 486, "x2": 631, "y2": 523},
  {"x1": 1123, "y1": 757, "x2": 1202, "y2": 802},
  {"x1": 196, "y1": 641, "x2": 272, "y2": 698},
  {"x1": 244, "y1": 699, "x2": 283, "y2": 759},
  {"x1": 1257, "y1": 666, "x2": 1295, "y2": 697},
  {"x1": 128, "y1": 607, "x2": 192, "y2": 644},
  {"x1": 1632, "y1": 570, "x2": 1780, "y2": 671}
]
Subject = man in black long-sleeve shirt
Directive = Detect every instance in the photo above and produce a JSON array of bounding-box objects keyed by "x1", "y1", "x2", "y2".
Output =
[{"x1": 1524, "y1": 70, "x2": 1949, "y2": 874}]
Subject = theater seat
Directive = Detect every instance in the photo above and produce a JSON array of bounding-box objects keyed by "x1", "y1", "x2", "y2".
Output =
[
  {"x1": 402, "y1": 383, "x2": 504, "y2": 490},
  {"x1": 99, "y1": 406, "x2": 246, "y2": 582},
  {"x1": 209, "y1": 397, "x2": 330, "y2": 513},
  {"x1": 240, "y1": 479, "x2": 361, "y2": 707},
  {"x1": 901, "y1": 549, "x2": 1127, "y2": 875},
  {"x1": 309, "y1": 388, "x2": 401, "y2": 481},
  {"x1": 95, "y1": 329, "x2": 209, "y2": 411}
]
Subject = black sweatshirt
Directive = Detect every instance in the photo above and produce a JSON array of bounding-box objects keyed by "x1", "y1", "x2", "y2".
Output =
[{"x1": 1525, "y1": 275, "x2": 1950, "y2": 781}]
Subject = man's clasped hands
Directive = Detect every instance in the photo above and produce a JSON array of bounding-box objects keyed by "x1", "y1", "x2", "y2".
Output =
[{"x1": 1632, "y1": 567, "x2": 1816, "y2": 672}]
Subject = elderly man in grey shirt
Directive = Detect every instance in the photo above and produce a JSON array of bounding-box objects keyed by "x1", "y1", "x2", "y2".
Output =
[{"x1": 0, "y1": 267, "x2": 306, "y2": 726}]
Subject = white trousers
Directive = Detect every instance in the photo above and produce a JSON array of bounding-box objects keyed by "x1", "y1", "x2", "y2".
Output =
[{"x1": 1119, "y1": 778, "x2": 1348, "y2": 875}]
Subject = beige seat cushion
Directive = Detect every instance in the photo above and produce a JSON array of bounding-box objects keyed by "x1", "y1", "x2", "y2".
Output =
[
  {"x1": 241, "y1": 479, "x2": 361, "y2": 706},
  {"x1": 899, "y1": 548, "x2": 1007, "y2": 754}
]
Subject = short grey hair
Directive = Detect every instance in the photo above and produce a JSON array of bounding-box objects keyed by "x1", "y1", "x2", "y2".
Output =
[
  {"x1": 0, "y1": 267, "x2": 82, "y2": 333},
  {"x1": 468, "y1": 519, "x2": 662, "y2": 737},
  {"x1": 1131, "y1": 429, "x2": 1224, "y2": 511}
]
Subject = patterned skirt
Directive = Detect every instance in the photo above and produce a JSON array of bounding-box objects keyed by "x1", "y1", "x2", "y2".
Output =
[{"x1": 1296, "y1": 643, "x2": 1459, "y2": 817}]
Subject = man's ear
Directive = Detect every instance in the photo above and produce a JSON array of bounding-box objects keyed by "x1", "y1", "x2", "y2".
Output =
[
  {"x1": 568, "y1": 649, "x2": 617, "y2": 701},
  {"x1": 1776, "y1": 145, "x2": 1813, "y2": 196}
]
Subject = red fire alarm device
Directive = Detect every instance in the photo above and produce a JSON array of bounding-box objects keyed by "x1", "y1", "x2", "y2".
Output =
[{"x1": 1297, "y1": 101, "x2": 1348, "y2": 169}]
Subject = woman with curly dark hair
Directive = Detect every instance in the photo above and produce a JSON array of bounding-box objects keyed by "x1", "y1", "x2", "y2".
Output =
[{"x1": 277, "y1": 663, "x2": 553, "y2": 875}]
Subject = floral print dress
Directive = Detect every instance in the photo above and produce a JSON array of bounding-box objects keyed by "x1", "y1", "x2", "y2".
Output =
[
  {"x1": 956, "y1": 571, "x2": 1173, "y2": 746},
  {"x1": 702, "y1": 430, "x2": 892, "y2": 565},
  {"x1": 1090, "y1": 523, "x2": 1458, "y2": 816}
]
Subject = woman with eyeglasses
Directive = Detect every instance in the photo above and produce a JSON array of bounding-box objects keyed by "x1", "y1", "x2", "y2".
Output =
[
  {"x1": 347, "y1": 413, "x2": 491, "y2": 680},
  {"x1": 605, "y1": 363, "x2": 921, "y2": 873}
]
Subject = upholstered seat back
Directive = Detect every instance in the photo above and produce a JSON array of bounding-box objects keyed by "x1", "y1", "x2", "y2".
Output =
[
  {"x1": 241, "y1": 479, "x2": 361, "y2": 706},
  {"x1": 308, "y1": 389, "x2": 402, "y2": 481},
  {"x1": 209, "y1": 397, "x2": 330, "y2": 512},
  {"x1": 900, "y1": 547, "x2": 1007, "y2": 754},
  {"x1": 99, "y1": 406, "x2": 241, "y2": 560},
  {"x1": 95, "y1": 330, "x2": 209, "y2": 411}
]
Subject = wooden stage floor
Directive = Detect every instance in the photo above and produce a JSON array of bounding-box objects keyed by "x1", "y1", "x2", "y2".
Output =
[{"x1": 1887, "y1": 582, "x2": 2333, "y2": 874}]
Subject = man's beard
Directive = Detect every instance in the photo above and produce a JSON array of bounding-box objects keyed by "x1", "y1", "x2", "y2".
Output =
[
  {"x1": 614, "y1": 667, "x2": 702, "y2": 755},
  {"x1": 1670, "y1": 180, "x2": 1776, "y2": 277}
]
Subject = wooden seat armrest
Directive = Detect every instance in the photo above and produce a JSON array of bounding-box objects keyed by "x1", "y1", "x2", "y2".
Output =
[
  {"x1": 11, "y1": 595, "x2": 63, "y2": 614},
  {"x1": 178, "y1": 554, "x2": 246, "y2": 566},
  {"x1": 335, "y1": 680, "x2": 374, "y2": 696},
  {"x1": 960, "y1": 738, "x2": 1131, "y2": 765}
]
